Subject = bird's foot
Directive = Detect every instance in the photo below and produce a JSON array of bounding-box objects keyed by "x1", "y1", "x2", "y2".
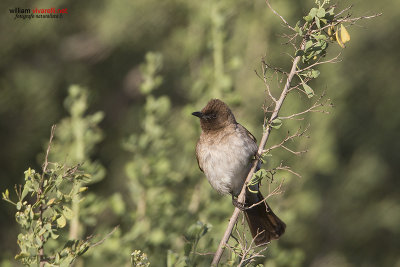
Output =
[
  {"x1": 254, "y1": 152, "x2": 264, "y2": 162},
  {"x1": 232, "y1": 197, "x2": 246, "y2": 211}
]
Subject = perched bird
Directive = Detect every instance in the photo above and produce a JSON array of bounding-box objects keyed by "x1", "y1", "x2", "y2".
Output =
[{"x1": 192, "y1": 99, "x2": 285, "y2": 245}]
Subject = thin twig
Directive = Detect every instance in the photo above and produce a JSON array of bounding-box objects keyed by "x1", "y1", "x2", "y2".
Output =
[
  {"x1": 296, "y1": 53, "x2": 342, "y2": 74},
  {"x1": 41, "y1": 125, "x2": 56, "y2": 180},
  {"x1": 279, "y1": 93, "x2": 331, "y2": 120},
  {"x1": 39, "y1": 125, "x2": 56, "y2": 267},
  {"x1": 90, "y1": 226, "x2": 119, "y2": 247},
  {"x1": 246, "y1": 178, "x2": 285, "y2": 210},
  {"x1": 264, "y1": 126, "x2": 309, "y2": 154},
  {"x1": 276, "y1": 164, "x2": 302, "y2": 178},
  {"x1": 261, "y1": 60, "x2": 277, "y2": 103},
  {"x1": 265, "y1": 0, "x2": 295, "y2": 31},
  {"x1": 336, "y1": 13, "x2": 382, "y2": 24}
]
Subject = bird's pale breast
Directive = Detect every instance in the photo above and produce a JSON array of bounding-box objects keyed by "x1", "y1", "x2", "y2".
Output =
[{"x1": 196, "y1": 124, "x2": 258, "y2": 196}]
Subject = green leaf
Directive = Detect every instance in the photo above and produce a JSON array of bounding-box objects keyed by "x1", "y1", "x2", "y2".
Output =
[
  {"x1": 271, "y1": 118, "x2": 282, "y2": 129},
  {"x1": 309, "y1": 8, "x2": 318, "y2": 18},
  {"x1": 63, "y1": 206, "x2": 73, "y2": 220},
  {"x1": 248, "y1": 169, "x2": 267, "y2": 193},
  {"x1": 295, "y1": 50, "x2": 305, "y2": 57},
  {"x1": 311, "y1": 70, "x2": 321, "y2": 78},
  {"x1": 313, "y1": 34, "x2": 327, "y2": 41},
  {"x1": 15, "y1": 253, "x2": 30, "y2": 260},
  {"x1": 167, "y1": 250, "x2": 179, "y2": 267},
  {"x1": 57, "y1": 215, "x2": 67, "y2": 228},
  {"x1": 55, "y1": 253, "x2": 60, "y2": 264},
  {"x1": 305, "y1": 40, "x2": 314, "y2": 51},
  {"x1": 44, "y1": 223, "x2": 52, "y2": 231},
  {"x1": 35, "y1": 236, "x2": 43, "y2": 247},
  {"x1": 294, "y1": 21, "x2": 300, "y2": 33},
  {"x1": 303, "y1": 83, "x2": 315, "y2": 98},
  {"x1": 38, "y1": 227, "x2": 47, "y2": 236},
  {"x1": 51, "y1": 232, "x2": 59, "y2": 239},
  {"x1": 184, "y1": 242, "x2": 191, "y2": 256},
  {"x1": 110, "y1": 193, "x2": 126, "y2": 215},
  {"x1": 252, "y1": 169, "x2": 267, "y2": 184},
  {"x1": 77, "y1": 245, "x2": 89, "y2": 256},
  {"x1": 21, "y1": 185, "x2": 29, "y2": 201},
  {"x1": 315, "y1": 17, "x2": 321, "y2": 28},
  {"x1": 317, "y1": 7, "x2": 326, "y2": 18},
  {"x1": 303, "y1": 15, "x2": 312, "y2": 22}
]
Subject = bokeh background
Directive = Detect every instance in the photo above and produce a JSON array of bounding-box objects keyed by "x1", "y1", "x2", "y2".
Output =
[{"x1": 1, "y1": 0, "x2": 399, "y2": 266}]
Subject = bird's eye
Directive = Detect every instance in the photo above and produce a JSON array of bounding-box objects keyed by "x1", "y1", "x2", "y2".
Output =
[{"x1": 204, "y1": 113, "x2": 217, "y2": 120}]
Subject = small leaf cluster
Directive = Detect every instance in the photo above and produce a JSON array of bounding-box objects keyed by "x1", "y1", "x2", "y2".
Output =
[
  {"x1": 248, "y1": 169, "x2": 268, "y2": 193},
  {"x1": 291, "y1": 2, "x2": 351, "y2": 99},
  {"x1": 122, "y1": 52, "x2": 188, "y2": 263},
  {"x1": 52, "y1": 85, "x2": 105, "y2": 184},
  {"x1": 270, "y1": 118, "x2": 283, "y2": 129},
  {"x1": 167, "y1": 221, "x2": 211, "y2": 267},
  {"x1": 131, "y1": 250, "x2": 150, "y2": 267},
  {"x1": 140, "y1": 52, "x2": 163, "y2": 95},
  {"x1": 294, "y1": 5, "x2": 335, "y2": 65},
  {"x1": 2, "y1": 164, "x2": 92, "y2": 266},
  {"x1": 248, "y1": 168, "x2": 277, "y2": 194}
]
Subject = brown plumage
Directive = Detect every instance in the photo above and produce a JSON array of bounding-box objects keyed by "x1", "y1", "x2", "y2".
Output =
[{"x1": 192, "y1": 99, "x2": 285, "y2": 245}]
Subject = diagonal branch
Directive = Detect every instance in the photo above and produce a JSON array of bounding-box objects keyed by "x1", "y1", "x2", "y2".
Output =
[
  {"x1": 211, "y1": 37, "x2": 306, "y2": 267},
  {"x1": 211, "y1": 3, "x2": 380, "y2": 265}
]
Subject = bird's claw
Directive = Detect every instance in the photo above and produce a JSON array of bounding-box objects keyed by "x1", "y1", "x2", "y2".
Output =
[{"x1": 232, "y1": 197, "x2": 246, "y2": 211}]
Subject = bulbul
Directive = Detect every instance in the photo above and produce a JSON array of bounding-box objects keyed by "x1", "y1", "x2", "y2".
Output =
[{"x1": 192, "y1": 99, "x2": 285, "y2": 245}]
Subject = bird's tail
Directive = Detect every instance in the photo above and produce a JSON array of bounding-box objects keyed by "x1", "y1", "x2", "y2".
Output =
[{"x1": 244, "y1": 192, "x2": 286, "y2": 246}]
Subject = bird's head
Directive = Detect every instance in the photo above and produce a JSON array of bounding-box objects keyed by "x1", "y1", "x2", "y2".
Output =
[{"x1": 192, "y1": 99, "x2": 236, "y2": 131}]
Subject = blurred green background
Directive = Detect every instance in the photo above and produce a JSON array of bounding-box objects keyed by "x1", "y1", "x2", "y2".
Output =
[{"x1": 1, "y1": 0, "x2": 399, "y2": 266}]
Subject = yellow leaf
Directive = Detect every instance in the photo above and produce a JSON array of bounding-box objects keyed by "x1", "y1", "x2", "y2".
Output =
[
  {"x1": 79, "y1": 186, "x2": 88, "y2": 193},
  {"x1": 340, "y1": 24, "x2": 351, "y2": 43},
  {"x1": 57, "y1": 215, "x2": 66, "y2": 228},
  {"x1": 336, "y1": 29, "x2": 345, "y2": 48},
  {"x1": 47, "y1": 198, "x2": 55, "y2": 206},
  {"x1": 328, "y1": 26, "x2": 336, "y2": 41},
  {"x1": 336, "y1": 24, "x2": 350, "y2": 48}
]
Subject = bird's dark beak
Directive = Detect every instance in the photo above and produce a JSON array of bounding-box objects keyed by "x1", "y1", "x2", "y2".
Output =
[{"x1": 192, "y1": 111, "x2": 203, "y2": 118}]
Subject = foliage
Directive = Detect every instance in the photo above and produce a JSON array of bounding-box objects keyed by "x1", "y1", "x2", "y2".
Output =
[
  {"x1": 48, "y1": 85, "x2": 106, "y2": 243},
  {"x1": 2, "y1": 140, "x2": 92, "y2": 266},
  {"x1": 1, "y1": 0, "x2": 398, "y2": 266},
  {"x1": 131, "y1": 250, "x2": 150, "y2": 267},
  {"x1": 49, "y1": 85, "x2": 105, "y2": 184},
  {"x1": 167, "y1": 221, "x2": 212, "y2": 267}
]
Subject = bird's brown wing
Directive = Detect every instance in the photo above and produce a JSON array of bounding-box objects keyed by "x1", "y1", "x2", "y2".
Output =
[
  {"x1": 237, "y1": 123, "x2": 257, "y2": 144},
  {"x1": 195, "y1": 141, "x2": 204, "y2": 172},
  {"x1": 237, "y1": 123, "x2": 260, "y2": 173}
]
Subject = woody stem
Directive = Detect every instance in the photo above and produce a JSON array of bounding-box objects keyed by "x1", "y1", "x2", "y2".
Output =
[{"x1": 211, "y1": 43, "x2": 304, "y2": 266}]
